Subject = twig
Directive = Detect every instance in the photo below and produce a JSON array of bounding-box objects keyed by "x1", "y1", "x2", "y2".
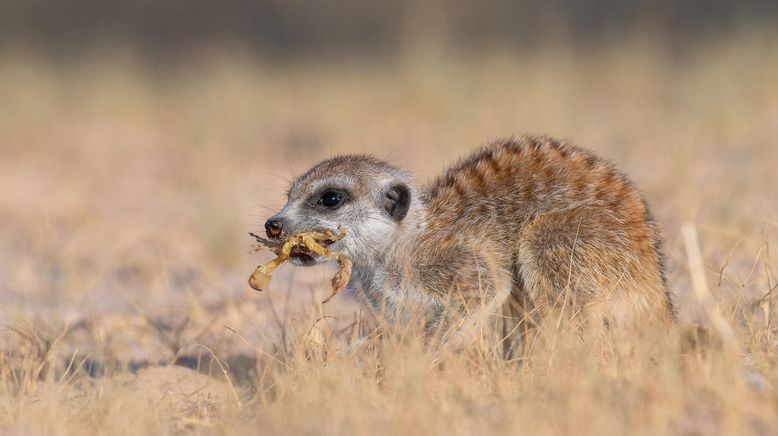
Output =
[
  {"x1": 193, "y1": 344, "x2": 242, "y2": 407},
  {"x1": 682, "y1": 223, "x2": 737, "y2": 349}
]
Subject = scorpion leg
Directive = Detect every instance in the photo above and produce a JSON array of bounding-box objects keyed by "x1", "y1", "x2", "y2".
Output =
[
  {"x1": 322, "y1": 253, "x2": 353, "y2": 304},
  {"x1": 248, "y1": 239, "x2": 295, "y2": 291},
  {"x1": 299, "y1": 235, "x2": 333, "y2": 257}
]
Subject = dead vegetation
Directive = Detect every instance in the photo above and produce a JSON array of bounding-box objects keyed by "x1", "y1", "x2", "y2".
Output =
[{"x1": 1, "y1": 33, "x2": 777, "y2": 434}]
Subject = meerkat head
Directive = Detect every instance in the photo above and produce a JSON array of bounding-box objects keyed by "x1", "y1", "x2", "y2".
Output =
[{"x1": 264, "y1": 155, "x2": 423, "y2": 266}]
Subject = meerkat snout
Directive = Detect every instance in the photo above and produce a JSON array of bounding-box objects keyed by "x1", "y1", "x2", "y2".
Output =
[{"x1": 264, "y1": 218, "x2": 284, "y2": 238}]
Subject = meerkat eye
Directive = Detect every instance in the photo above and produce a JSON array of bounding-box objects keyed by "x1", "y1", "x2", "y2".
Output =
[{"x1": 318, "y1": 190, "x2": 345, "y2": 209}]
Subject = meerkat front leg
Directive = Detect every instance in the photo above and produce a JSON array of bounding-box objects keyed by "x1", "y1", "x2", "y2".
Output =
[{"x1": 414, "y1": 246, "x2": 513, "y2": 348}]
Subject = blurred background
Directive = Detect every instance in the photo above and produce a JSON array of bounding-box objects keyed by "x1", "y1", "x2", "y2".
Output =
[
  {"x1": 2, "y1": 0, "x2": 777, "y2": 58},
  {"x1": 1, "y1": 0, "x2": 776, "y2": 366}
]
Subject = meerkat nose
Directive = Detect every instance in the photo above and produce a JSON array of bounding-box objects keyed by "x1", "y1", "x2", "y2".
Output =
[{"x1": 265, "y1": 218, "x2": 284, "y2": 238}]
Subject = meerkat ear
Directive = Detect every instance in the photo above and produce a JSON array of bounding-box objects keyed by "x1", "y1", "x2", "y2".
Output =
[{"x1": 383, "y1": 183, "x2": 411, "y2": 221}]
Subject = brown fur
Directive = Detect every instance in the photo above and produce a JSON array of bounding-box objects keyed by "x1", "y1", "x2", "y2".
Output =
[{"x1": 267, "y1": 135, "x2": 673, "y2": 350}]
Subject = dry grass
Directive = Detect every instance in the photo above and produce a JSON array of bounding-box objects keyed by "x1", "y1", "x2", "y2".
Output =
[{"x1": 1, "y1": 33, "x2": 778, "y2": 435}]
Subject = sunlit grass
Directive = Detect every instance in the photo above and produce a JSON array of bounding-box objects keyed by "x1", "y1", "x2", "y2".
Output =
[{"x1": 1, "y1": 33, "x2": 777, "y2": 434}]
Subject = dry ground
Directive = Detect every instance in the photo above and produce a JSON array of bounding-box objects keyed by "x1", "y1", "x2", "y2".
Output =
[{"x1": 1, "y1": 34, "x2": 778, "y2": 435}]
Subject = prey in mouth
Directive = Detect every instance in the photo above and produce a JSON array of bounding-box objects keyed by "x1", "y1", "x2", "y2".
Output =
[
  {"x1": 247, "y1": 227, "x2": 352, "y2": 303},
  {"x1": 249, "y1": 228, "x2": 341, "y2": 265}
]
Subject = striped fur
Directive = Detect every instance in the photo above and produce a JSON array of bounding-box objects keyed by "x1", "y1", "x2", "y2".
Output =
[{"x1": 266, "y1": 135, "x2": 674, "y2": 348}]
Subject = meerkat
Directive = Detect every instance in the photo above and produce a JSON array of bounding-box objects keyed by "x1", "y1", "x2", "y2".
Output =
[{"x1": 262, "y1": 136, "x2": 673, "y2": 350}]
